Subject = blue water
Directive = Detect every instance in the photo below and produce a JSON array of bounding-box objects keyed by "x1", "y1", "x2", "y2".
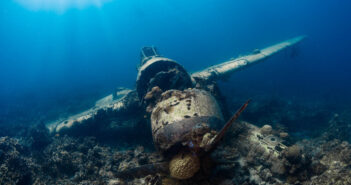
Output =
[{"x1": 0, "y1": 0, "x2": 350, "y2": 126}]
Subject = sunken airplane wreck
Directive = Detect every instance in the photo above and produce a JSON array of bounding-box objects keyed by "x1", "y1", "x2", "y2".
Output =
[{"x1": 47, "y1": 36, "x2": 305, "y2": 180}]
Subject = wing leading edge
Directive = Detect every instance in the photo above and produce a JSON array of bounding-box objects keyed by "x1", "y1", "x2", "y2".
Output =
[{"x1": 191, "y1": 36, "x2": 306, "y2": 82}]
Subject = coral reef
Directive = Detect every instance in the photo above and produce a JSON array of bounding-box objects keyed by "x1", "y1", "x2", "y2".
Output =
[
  {"x1": 1, "y1": 101, "x2": 351, "y2": 184},
  {"x1": 0, "y1": 128, "x2": 163, "y2": 185},
  {"x1": 210, "y1": 121, "x2": 351, "y2": 185},
  {"x1": 169, "y1": 152, "x2": 200, "y2": 180},
  {"x1": 321, "y1": 111, "x2": 351, "y2": 142},
  {"x1": 0, "y1": 137, "x2": 32, "y2": 185},
  {"x1": 260, "y1": 124, "x2": 272, "y2": 135},
  {"x1": 301, "y1": 139, "x2": 351, "y2": 185}
]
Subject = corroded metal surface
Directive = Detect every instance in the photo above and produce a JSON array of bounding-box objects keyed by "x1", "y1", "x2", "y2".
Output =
[
  {"x1": 46, "y1": 36, "x2": 306, "y2": 139},
  {"x1": 136, "y1": 57, "x2": 193, "y2": 100},
  {"x1": 151, "y1": 88, "x2": 224, "y2": 152}
]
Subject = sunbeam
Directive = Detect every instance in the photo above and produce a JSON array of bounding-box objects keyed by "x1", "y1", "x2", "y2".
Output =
[{"x1": 15, "y1": 0, "x2": 113, "y2": 12}]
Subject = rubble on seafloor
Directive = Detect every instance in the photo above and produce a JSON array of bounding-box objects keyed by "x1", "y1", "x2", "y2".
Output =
[{"x1": 1, "y1": 110, "x2": 351, "y2": 184}]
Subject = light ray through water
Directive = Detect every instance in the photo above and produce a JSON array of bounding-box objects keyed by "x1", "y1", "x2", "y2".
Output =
[{"x1": 14, "y1": 0, "x2": 112, "y2": 12}]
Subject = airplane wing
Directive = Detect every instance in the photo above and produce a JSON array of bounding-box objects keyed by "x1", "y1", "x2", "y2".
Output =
[
  {"x1": 47, "y1": 36, "x2": 305, "y2": 135},
  {"x1": 46, "y1": 88, "x2": 142, "y2": 134},
  {"x1": 191, "y1": 36, "x2": 306, "y2": 82}
]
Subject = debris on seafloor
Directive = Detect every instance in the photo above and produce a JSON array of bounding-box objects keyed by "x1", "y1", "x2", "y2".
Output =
[
  {"x1": 1, "y1": 110, "x2": 351, "y2": 184},
  {"x1": 6, "y1": 36, "x2": 350, "y2": 184}
]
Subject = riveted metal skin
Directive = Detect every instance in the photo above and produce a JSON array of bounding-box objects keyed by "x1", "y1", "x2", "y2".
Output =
[{"x1": 151, "y1": 88, "x2": 224, "y2": 152}]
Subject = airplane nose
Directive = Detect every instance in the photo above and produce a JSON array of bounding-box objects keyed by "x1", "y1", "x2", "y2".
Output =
[{"x1": 150, "y1": 88, "x2": 224, "y2": 154}]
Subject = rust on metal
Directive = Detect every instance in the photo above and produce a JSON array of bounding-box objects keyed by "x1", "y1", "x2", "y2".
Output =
[{"x1": 208, "y1": 99, "x2": 251, "y2": 150}]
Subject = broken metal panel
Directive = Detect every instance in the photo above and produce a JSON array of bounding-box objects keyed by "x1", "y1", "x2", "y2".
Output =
[
  {"x1": 238, "y1": 122, "x2": 287, "y2": 158},
  {"x1": 191, "y1": 36, "x2": 306, "y2": 82}
]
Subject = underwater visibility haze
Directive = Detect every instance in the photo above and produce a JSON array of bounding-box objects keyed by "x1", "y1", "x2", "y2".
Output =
[{"x1": 0, "y1": 0, "x2": 351, "y2": 184}]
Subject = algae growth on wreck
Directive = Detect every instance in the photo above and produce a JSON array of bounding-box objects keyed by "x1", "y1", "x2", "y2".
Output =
[{"x1": 1, "y1": 0, "x2": 351, "y2": 184}]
